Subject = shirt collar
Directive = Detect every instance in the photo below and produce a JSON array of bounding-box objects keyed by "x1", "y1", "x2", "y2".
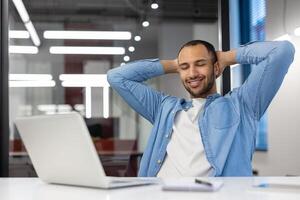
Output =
[{"x1": 179, "y1": 93, "x2": 221, "y2": 111}]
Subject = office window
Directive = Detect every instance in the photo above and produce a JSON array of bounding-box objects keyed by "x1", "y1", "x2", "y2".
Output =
[
  {"x1": 7, "y1": 0, "x2": 219, "y2": 177},
  {"x1": 250, "y1": 0, "x2": 268, "y2": 151}
]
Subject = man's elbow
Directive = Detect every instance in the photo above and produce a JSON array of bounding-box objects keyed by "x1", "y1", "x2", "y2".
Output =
[
  {"x1": 107, "y1": 68, "x2": 122, "y2": 87},
  {"x1": 277, "y1": 41, "x2": 295, "y2": 63}
]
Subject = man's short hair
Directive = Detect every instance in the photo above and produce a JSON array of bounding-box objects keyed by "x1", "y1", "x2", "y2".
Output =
[{"x1": 178, "y1": 40, "x2": 217, "y2": 64}]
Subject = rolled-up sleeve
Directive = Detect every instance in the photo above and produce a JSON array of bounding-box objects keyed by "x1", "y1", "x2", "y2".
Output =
[
  {"x1": 107, "y1": 59, "x2": 166, "y2": 124},
  {"x1": 236, "y1": 41, "x2": 295, "y2": 119}
]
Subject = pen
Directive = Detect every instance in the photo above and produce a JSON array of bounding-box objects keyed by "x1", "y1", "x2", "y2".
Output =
[{"x1": 195, "y1": 178, "x2": 213, "y2": 187}]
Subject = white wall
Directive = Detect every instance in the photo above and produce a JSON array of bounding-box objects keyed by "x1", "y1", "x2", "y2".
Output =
[{"x1": 252, "y1": 0, "x2": 300, "y2": 176}]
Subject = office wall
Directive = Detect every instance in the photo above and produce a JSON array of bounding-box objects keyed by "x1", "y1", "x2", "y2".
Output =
[{"x1": 252, "y1": 0, "x2": 300, "y2": 176}]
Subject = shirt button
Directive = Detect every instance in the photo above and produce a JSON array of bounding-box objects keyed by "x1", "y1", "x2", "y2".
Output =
[
  {"x1": 157, "y1": 159, "x2": 162, "y2": 164},
  {"x1": 165, "y1": 134, "x2": 169, "y2": 138}
]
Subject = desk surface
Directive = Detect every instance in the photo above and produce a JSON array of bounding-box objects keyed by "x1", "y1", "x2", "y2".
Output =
[{"x1": 1, "y1": 177, "x2": 300, "y2": 200}]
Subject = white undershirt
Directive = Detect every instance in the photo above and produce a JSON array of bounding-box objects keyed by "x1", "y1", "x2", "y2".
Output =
[{"x1": 157, "y1": 98, "x2": 212, "y2": 178}]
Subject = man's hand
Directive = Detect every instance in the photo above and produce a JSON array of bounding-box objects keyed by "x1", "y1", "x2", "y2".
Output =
[
  {"x1": 216, "y1": 50, "x2": 237, "y2": 78},
  {"x1": 161, "y1": 59, "x2": 179, "y2": 74}
]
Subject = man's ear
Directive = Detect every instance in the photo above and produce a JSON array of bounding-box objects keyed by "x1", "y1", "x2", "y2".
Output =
[{"x1": 214, "y1": 62, "x2": 221, "y2": 78}]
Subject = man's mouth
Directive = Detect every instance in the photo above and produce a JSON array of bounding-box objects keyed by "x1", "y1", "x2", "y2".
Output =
[{"x1": 187, "y1": 78, "x2": 204, "y2": 88}]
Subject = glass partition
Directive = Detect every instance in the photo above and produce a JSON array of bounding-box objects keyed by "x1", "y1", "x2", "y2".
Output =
[{"x1": 8, "y1": 0, "x2": 219, "y2": 177}]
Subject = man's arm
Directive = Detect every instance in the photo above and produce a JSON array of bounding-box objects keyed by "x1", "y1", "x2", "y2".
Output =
[
  {"x1": 216, "y1": 50, "x2": 237, "y2": 77},
  {"x1": 160, "y1": 59, "x2": 178, "y2": 74},
  {"x1": 107, "y1": 59, "x2": 176, "y2": 124},
  {"x1": 218, "y1": 41, "x2": 295, "y2": 120}
]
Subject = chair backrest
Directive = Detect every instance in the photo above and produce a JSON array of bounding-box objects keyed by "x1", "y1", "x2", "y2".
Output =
[{"x1": 94, "y1": 138, "x2": 137, "y2": 152}]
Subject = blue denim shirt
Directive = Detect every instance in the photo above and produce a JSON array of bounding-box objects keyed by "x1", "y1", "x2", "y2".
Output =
[{"x1": 107, "y1": 41, "x2": 295, "y2": 177}]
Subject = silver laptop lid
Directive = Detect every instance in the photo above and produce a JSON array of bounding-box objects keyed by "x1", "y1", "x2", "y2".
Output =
[{"x1": 15, "y1": 112, "x2": 108, "y2": 188}]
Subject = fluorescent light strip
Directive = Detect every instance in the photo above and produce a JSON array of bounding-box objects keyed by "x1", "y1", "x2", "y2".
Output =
[
  {"x1": 12, "y1": 0, "x2": 41, "y2": 46},
  {"x1": 10, "y1": 74, "x2": 53, "y2": 81},
  {"x1": 60, "y1": 74, "x2": 109, "y2": 87},
  {"x1": 61, "y1": 81, "x2": 109, "y2": 87},
  {"x1": 60, "y1": 74, "x2": 110, "y2": 118},
  {"x1": 50, "y1": 46, "x2": 125, "y2": 55},
  {"x1": 9, "y1": 45, "x2": 38, "y2": 54},
  {"x1": 44, "y1": 31, "x2": 132, "y2": 40},
  {"x1": 12, "y1": 0, "x2": 30, "y2": 22},
  {"x1": 37, "y1": 104, "x2": 72, "y2": 114},
  {"x1": 57, "y1": 105, "x2": 72, "y2": 113},
  {"x1": 9, "y1": 80, "x2": 56, "y2": 87},
  {"x1": 9, "y1": 30, "x2": 30, "y2": 39},
  {"x1": 85, "y1": 87, "x2": 92, "y2": 118},
  {"x1": 25, "y1": 21, "x2": 41, "y2": 46},
  {"x1": 103, "y1": 87, "x2": 109, "y2": 118},
  {"x1": 37, "y1": 104, "x2": 56, "y2": 113},
  {"x1": 59, "y1": 74, "x2": 107, "y2": 81}
]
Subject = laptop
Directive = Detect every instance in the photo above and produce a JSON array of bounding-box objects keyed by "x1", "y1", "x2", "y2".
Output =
[{"x1": 14, "y1": 112, "x2": 157, "y2": 189}]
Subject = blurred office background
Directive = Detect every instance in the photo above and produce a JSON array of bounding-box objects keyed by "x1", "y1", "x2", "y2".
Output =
[{"x1": 4, "y1": 0, "x2": 300, "y2": 177}]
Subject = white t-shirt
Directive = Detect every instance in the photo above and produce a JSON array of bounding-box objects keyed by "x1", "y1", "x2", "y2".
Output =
[{"x1": 157, "y1": 98, "x2": 212, "y2": 178}]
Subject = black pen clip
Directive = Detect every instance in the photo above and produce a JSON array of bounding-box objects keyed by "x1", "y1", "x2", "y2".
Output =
[{"x1": 195, "y1": 178, "x2": 213, "y2": 187}]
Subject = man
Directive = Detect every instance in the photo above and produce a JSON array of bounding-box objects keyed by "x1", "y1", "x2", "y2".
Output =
[{"x1": 107, "y1": 40, "x2": 295, "y2": 177}]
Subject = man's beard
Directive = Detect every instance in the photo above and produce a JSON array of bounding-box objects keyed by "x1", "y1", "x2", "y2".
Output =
[{"x1": 183, "y1": 71, "x2": 215, "y2": 98}]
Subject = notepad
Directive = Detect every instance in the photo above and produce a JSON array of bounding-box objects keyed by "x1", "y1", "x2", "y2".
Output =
[{"x1": 162, "y1": 179, "x2": 223, "y2": 192}]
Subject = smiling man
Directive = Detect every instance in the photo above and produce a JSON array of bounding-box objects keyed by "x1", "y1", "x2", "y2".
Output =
[{"x1": 107, "y1": 40, "x2": 295, "y2": 177}]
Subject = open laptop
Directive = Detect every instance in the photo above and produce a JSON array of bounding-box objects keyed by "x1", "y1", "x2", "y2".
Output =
[{"x1": 14, "y1": 112, "x2": 157, "y2": 189}]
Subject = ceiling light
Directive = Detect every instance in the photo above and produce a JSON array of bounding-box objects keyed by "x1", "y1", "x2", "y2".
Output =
[
  {"x1": 9, "y1": 74, "x2": 52, "y2": 81},
  {"x1": 142, "y1": 21, "x2": 150, "y2": 27},
  {"x1": 103, "y1": 87, "x2": 110, "y2": 118},
  {"x1": 151, "y1": 3, "x2": 159, "y2": 9},
  {"x1": 123, "y1": 56, "x2": 130, "y2": 62},
  {"x1": 24, "y1": 21, "x2": 41, "y2": 46},
  {"x1": 128, "y1": 46, "x2": 135, "y2": 52},
  {"x1": 134, "y1": 35, "x2": 141, "y2": 41},
  {"x1": 25, "y1": 22, "x2": 40, "y2": 46},
  {"x1": 83, "y1": 86, "x2": 110, "y2": 119},
  {"x1": 43, "y1": 31, "x2": 132, "y2": 40},
  {"x1": 12, "y1": 0, "x2": 30, "y2": 22},
  {"x1": 59, "y1": 74, "x2": 107, "y2": 81},
  {"x1": 9, "y1": 30, "x2": 30, "y2": 39},
  {"x1": 9, "y1": 80, "x2": 56, "y2": 87},
  {"x1": 9, "y1": 45, "x2": 38, "y2": 54},
  {"x1": 37, "y1": 104, "x2": 57, "y2": 113},
  {"x1": 61, "y1": 81, "x2": 109, "y2": 87},
  {"x1": 12, "y1": 0, "x2": 41, "y2": 46},
  {"x1": 49, "y1": 46, "x2": 125, "y2": 55},
  {"x1": 59, "y1": 74, "x2": 109, "y2": 87},
  {"x1": 85, "y1": 87, "x2": 92, "y2": 118}
]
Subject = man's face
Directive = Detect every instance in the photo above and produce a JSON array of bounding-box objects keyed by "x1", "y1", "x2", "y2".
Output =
[{"x1": 178, "y1": 44, "x2": 218, "y2": 98}]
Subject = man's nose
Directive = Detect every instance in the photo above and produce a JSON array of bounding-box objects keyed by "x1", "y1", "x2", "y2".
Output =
[{"x1": 188, "y1": 66, "x2": 198, "y2": 78}]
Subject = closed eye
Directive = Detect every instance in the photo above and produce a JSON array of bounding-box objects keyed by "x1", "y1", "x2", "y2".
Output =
[
  {"x1": 195, "y1": 61, "x2": 207, "y2": 66},
  {"x1": 196, "y1": 63, "x2": 205, "y2": 67},
  {"x1": 179, "y1": 64, "x2": 189, "y2": 70}
]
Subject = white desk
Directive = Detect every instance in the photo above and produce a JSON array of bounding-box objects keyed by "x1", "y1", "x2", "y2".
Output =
[{"x1": 0, "y1": 177, "x2": 300, "y2": 200}]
